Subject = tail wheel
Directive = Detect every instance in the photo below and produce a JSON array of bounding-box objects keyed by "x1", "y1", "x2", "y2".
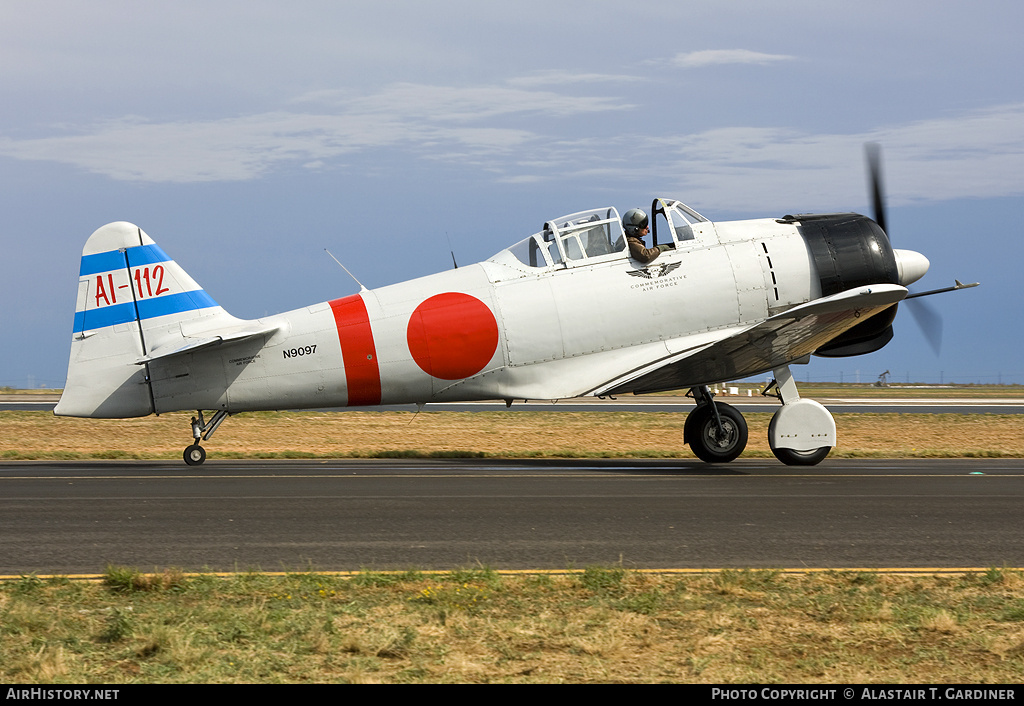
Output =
[
  {"x1": 686, "y1": 403, "x2": 747, "y2": 463},
  {"x1": 771, "y1": 445, "x2": 831, "y2": 466},
  {"x1": 183, "y1": 444, "x2": 206, "y2": 466}
]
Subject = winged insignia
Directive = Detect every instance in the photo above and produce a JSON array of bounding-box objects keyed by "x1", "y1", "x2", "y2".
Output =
[{"x1": 627, "y1": 261, "x2": 682, "y2": 279}]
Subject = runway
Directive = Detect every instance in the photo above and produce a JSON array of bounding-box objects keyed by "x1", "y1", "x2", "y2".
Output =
[
  {"x1": 1, "y1": 458, "x2": 1021, "y2": 575},
  {"x1": 4, "y1": 394, "x2": 1024, "y2": 414}
]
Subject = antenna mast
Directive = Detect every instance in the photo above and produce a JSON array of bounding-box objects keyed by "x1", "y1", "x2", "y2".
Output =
[{"x1": 324, "y1": 249, "x2": 368, "y2": 292}]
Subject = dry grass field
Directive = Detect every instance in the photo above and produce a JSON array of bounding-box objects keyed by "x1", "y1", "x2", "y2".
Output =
[
  {"x1": 1, "y1": 409, "x2": 1021, "y2": 460},
  {"x1": 3, "y1": 568, "x2": 1024, "y2": 684}
]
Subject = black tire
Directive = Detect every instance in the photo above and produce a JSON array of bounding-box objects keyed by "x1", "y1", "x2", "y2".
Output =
[
  {"x1": 183, "y1": 444, "x2": 206, "y2": 466},
  {"x1": 683, "y1": 404, "x2": 699, "y2": 445},
  {"x1": 771, "y1": 445, "x2": 831, "y2": 466},
  {"x1": 686, "y1": 403, "x2": 748, "y2": 463}
]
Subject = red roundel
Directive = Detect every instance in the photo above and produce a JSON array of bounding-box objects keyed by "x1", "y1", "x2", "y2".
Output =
[{"x1": 407, "y1": 293, "x2": 499, "y2": 380}]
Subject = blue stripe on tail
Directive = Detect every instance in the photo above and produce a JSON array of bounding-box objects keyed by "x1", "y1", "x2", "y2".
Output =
[
  {"x1": 79, "y1": 244, "x2": 172, "y2": 277},
  {"x1": 73, "y1": 290, "x2": 218, "y2": 333}
]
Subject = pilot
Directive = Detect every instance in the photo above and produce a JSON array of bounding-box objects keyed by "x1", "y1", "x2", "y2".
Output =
[{"x1": 623, "y1": 208, "x2": 667, "y2": 264}]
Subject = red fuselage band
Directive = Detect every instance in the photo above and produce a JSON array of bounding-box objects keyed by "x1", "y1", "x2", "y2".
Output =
[{"x1": 329, "y1": 294, "x2": 382, "y2": 406}]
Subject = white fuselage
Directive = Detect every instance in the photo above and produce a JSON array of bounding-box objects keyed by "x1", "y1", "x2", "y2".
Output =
[{"x1": 141, "y1": 217, "x2": 817, "y2": 415}]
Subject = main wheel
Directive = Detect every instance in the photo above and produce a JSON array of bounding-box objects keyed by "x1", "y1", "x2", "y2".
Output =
[
  {"x1": 686, "y1": 403, "x2": 747, "y2": 463},
  {"x1": 771, "y1": 445, "x2": 831, "y2": 466},
  {"x1": 183, "y1": 444, "x2": 206, "y2": 466}
]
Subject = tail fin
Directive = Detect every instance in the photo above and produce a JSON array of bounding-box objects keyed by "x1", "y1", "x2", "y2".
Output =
[{"x1": 55, "y1": 222, "x2": 236, "y2": 418}]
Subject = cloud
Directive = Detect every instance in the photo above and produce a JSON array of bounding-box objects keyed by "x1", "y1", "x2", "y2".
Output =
[
  {"x1": 669, "y1": 49, "x2": 797, "y2": 69},
  {"x1": 0, "y1": 75, "x2": 1022, "y2": 215},
  {"x1": 0, "y1": 83, "x2": 629, "y2": 182},
  {"x1": 495, "y1": 104, "x2": 1024, "y2": 213},
  {"x1": 350, "y1": 83, "x2": 631, "y2": 121},
  {"x1": 506, "y1": 71, "x2": 647, "y2": 88},
  {"x1": 293, "y1": 83, "x2": 631, "y2": 120},
  {"x1": 640, "y1": 103, "x2": 1024, "y2": 212}
]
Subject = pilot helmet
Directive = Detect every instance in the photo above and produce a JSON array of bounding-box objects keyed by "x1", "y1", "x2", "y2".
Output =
[{"x1": 623, "y1": 208, "x2": 649, "y2": 237}]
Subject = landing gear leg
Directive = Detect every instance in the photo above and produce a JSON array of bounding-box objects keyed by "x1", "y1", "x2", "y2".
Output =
[
  {"x1": 183, "y1": 410, "x2": 229, "y2": 466},
  {"x1": 685, "y1": 386, "x2": 748, "y2": 463},
  {"x1": 765, "y1": 366, "x2": 835, "y2": 466}
]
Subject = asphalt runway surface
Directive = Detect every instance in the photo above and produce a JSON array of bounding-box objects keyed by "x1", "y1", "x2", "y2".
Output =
[{"x1": 1, "y1": 458, "x2": 1021, "y2": 575}]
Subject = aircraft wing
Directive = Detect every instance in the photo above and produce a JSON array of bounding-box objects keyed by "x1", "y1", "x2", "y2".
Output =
[
  {"x1": 591, "y1": 284, "x2": 908, "y2": 396},
  {"x1": 135, "y1": 322, "x2": 279, "y2": 364}
]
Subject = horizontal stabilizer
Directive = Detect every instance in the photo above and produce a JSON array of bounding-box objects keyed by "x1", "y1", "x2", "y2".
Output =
[{"x1": 136, "y1": 322, "x2": 279, "y2": 364}]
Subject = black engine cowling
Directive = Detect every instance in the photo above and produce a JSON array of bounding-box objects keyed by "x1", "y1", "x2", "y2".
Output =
[{"x1": 786, "y1": 213, "x2": 900, "y2": 357}]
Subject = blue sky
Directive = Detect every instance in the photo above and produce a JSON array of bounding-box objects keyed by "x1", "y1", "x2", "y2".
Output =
[{"x1": 2, "y1": 1, "x2": 1022, "y2": 388}]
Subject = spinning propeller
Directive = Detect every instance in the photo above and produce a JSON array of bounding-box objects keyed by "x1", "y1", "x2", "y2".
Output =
[{"x1": 865, "y1": 143, "x2": 951, "y2": 355}]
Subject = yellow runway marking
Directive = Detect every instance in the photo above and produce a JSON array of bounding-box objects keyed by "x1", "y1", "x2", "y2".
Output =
[
  {"x1": 2, "y1": 472, "x2": 1024, "y2": 481},
  {"x1": 2, "y1": 567, "x2": 1021, "y2": 582}
]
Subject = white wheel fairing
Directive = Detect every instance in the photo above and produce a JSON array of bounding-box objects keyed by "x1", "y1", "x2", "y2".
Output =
[{"x1": 768, "y1": 398, "x2": 836, "y2": 451}]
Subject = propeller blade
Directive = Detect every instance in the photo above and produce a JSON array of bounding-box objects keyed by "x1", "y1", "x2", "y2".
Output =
[
  {"x1": 865, "y1": 142, "x2": 888, "y2": 235},
  {"x1": 905, "y1": 296, "x2": 942, "y2": 356}
]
